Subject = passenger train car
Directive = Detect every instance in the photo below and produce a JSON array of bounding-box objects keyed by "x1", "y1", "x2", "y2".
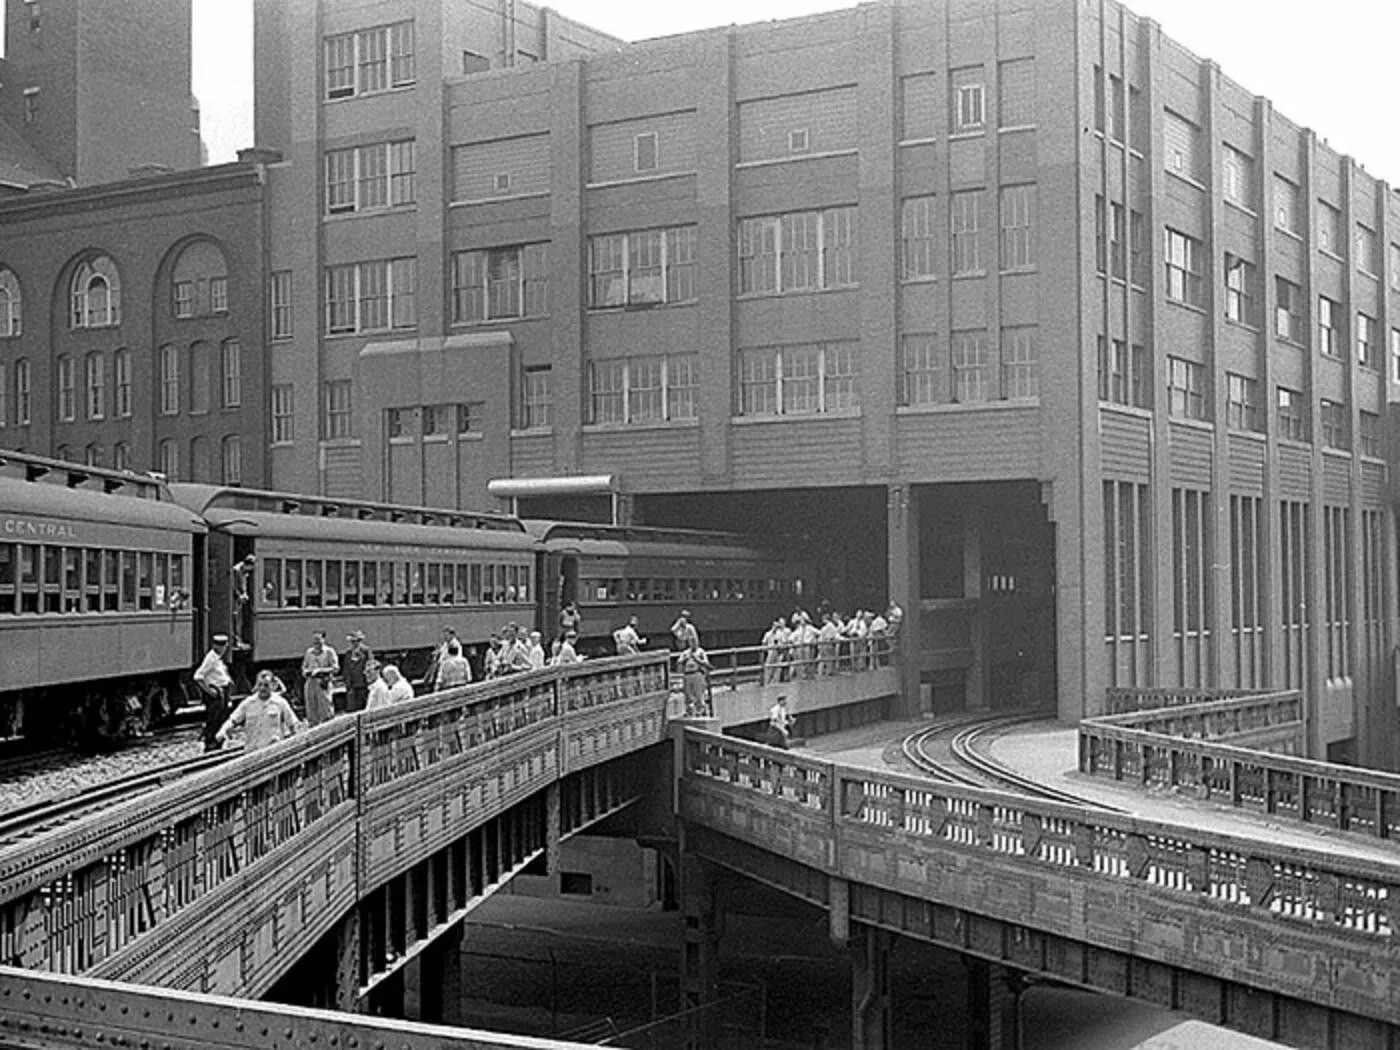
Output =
[{"x1": 0, "y1": 449, "x2": 810, "y2": 746}]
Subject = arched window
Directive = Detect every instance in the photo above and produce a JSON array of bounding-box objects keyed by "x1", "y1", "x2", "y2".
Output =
[
  {"x1": 158, "y1": 438, "x2": 179, "y2": 480},
  {"x1": 70, "y1": 255, "x2": 122, "y2": 329},
  {"x1": 55, "y1": 444, "x2": 72, "y2": 462},
  {"x1": 0, "y1": 268, "x2": 21, "y2": 336},
  {"x1": 84, "y1": 443, "x2": 104, "y2": 467}
]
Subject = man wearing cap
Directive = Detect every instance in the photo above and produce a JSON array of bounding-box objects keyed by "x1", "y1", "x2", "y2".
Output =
[
  {"x1": 670, "y1": 610, "x2": 699, "y2": 651},
  {"x1": 193, "y1": 634, "x2": 233, "y2": 752},
  {"x1": 342, "y1": 630, "x2": 374, "y2": 713}
]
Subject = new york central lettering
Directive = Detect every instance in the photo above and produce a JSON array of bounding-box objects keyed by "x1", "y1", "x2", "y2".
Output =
[{"x1": 1, "y1": 518, "x2": 80, "y2": 541}]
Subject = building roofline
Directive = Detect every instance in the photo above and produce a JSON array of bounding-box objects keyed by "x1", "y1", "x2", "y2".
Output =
[{"x1": 0, "y1": 161, "x2": 268, "y2": 220}]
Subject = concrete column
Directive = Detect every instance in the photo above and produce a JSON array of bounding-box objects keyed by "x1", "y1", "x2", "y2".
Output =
[
  {"x1": 332, "y1": 908, "x2": 363, "y2": 1014},
  {"x1": 680, "y1": 853, "x2": 720, "y2": 1050},
  {"x1": 418, "y1": 923, "x2": 466, "y2": 1025},
  {"x1": 887, "y1": 484, "x2": 921, "y2": 717},
  {"x1": 850, "y1": 925, "x2": 893, "y2": 1050},
  {"x1": 403, "y1": 955, "x2": 423, "y2": 1021},
  {"x1": 964, "y1": 959, "x2": 1024, "y2": 1050},
  {"x1": 370, "y1": 967, "x2": 406, "y2": 1020},
  {"x1": 964, "y1": 498, "x2": 987, "y2": 710},
  {"x1": 546, "y1": 781, "x2": 562, "y2": 881}
]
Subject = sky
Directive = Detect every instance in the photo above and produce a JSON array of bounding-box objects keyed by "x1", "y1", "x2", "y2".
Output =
[{"x1": 192, "y1": 0, "x2": 1400, "y2": 184}]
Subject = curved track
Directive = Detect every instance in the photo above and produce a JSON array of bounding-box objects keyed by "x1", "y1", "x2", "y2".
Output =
[{"x1": 902, "y1": 714, "x2": 1125, "y2": 810}]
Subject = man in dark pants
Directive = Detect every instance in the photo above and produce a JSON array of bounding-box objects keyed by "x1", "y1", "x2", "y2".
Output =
[
  {"x1": 193, "y1": 634, "x2": 233, "y2": 752},
  {"x1": 342, "y1": 630, "x2": 374, "y2": 713}
]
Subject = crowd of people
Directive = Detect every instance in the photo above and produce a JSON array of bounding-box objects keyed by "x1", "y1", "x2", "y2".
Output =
[{"x1": 192, "y1": 596, "x2": 901, "y2": 753}]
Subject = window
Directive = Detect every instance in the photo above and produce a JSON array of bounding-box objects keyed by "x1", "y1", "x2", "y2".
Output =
[
  {"x1": 324, "y1": 21, "x2": 414, "y2": 99},
  {"x1": 325, "y1": 257, "x2": 417, "y2": 333},
  {"x1": 1129, "y1": 210, "x2": 1147, "y2": 287},
  {"x1": 1320, "y1": 398, "x2": 1349, "y2": 450},
  {"x1": 1097, "y1": 338, "x2": 1149, "y2": 409},
  {"x1": 456, "y1": 402, "x2": 483, "y2": 435},
  {"x1": 787, "y1": 128, "x2": 809, "y2": 154},
  {"x1": 221, "y1": 436, "x2": 242, "y2": 485},
  {"x1": 737, "y1": 208, "x2": 858, "y2": 295},
  {"x1": 70, "y1": 255, "x2": 121, "y2": 329},
  {"x1": 453, "y1": 243, "x2": 549, "y2": 322},
  {"x1": 1094, "y1": 196, "x2": 1106, "y2": 273},
  {"x1": 271, "y1": 384, "x2": 294, "y2": 444},
  {"x1": 84, "y1": 443, "x2": 103, "y2": 467},
  {"x1": 56, "y1": 356, "x2": 75, "y2": 421},
  {"x1": 1167, "y1": 356, "x2": 1206, "y2": 420},
  {"x1": 324, "y1": 380, "x2": 352, "y2": 439},
  {"x1": 587, "y1": 355, "x2": 698, "y2": 425},
  {"x1": 1275, "y1": 276, "x2": 1304, "y2": 342},
  {"x1": 1108, "y1": 201, "x2": 1125, "y2": 279},
  {"x1": 1274, "y1": 176, "x2": 1300, "y2": 234},
  {"x1": 1360, "y1": 411, "x2": 1380, "y2": 457},
  {"x1": 634, "y1": 132, "x2": 658, "y2": 172},
  {"x1": 1224, "y1": 254, "x2": 1256, "y2": 325},
  {"x1": 1001, "y1": 326, "x2": 1039, "y2": 398},
  {"x1": 587, "y1": 226, "x2": 697, "y2": 307},
  {"x1": 951, "y1": 68, "x2": 984, "y2": 132},
  {"x1": 174, "y1": 281, "x2": 194, "y2": 318},
  {"x1": 1164, "y1": 228, "x2": 1203, "y2": 306},
  {"x1": 0, "y1": 269, "x2": 19, "y2": 336},
  {"x1": 950, "y1": 191, "x2": 982, "y2": 275},
  {"x1": 24, "y1": 0, "x2": 38, "y2": 33},
  {"x1": 1276, "y1": 386, "x2": 1306, "y2": 441},
  {"x1": 899, "y1": 333, "x2": 941, "y2": 406},
  {"x1": 521, "y1": 366, "x2": 552, "y2": 429},
  {"x1": 1163, "y1": 110, "x2": 1201, "y2": 181},
  {"x1": 951, "y1": 330, "x2": 992, "y2": 403},
  {"x1": 221, "y1": 339, "x2": 242, "y2": 407},
  {"x1": 158, "y1": 439, "x2": 179, "y2": 480},
  {"x1": 325, "y1": 139, "x2": 415, "y2": 214},
  {"x1": 1355, "y1": 225, "x2": 1378, "y2": 274},
  {"x1": 1107, "y1": 75, "x2": 1125, "y2": 142},
  {"x1": 271, "y1": 271, "x2": 292, "y2": 339},
  {"x1": 738, "y1": 342, "x2": 857, "y2": 417},
  {"x1": 1171, "y1": 487, "x2": 1212, "y2": 686},
  {"x1": 1318, "y1": 295, "x2": 1342, "y2": 358},
  {"x1": 22, "y1": 87, "x2": 37, "y2": 126},
  {"x1": 14, "y1": 359, "x2": 29, "y2": 425},
  {"x1": 1393, "y1": 328, "x2": 1400, "y2": 383},
  {"x1": 0, "y1": 362, "x2": 5, "y2": 427},
  {"x1": 113, "y1": 442, "x2": 130, "y2": 472},
  {"x1": 210, "y1": 276, "x2": 228, "y2": 314},
  {"x1": 1225, "y1": 373, "x2": 1258, "y2": 431},
  {"x1": 85, "y1": 353, "x2": 104, "y2": 420},
  {"x1": 1221, "y1": 144, "x2": 1254, "y2": 207},
  {"x1": 1103, "y1": 481, "x2": 1152, "y2": 687},
  {"x1": 900, "y1": 196, "x2": 937, "y2": 280},
  {"x1": 1356, "y1": 312, "x2": 1377, "y2": 370},
  {"x1": 1000, "y1": 185, "x2": 1035, "y2": 269},
  {"x1": 1317, "y1": 202, "x2": 1341, "y2": 256},
  {"x1": 998, "y1": 58, "x2": 1034, "y2": 128}
]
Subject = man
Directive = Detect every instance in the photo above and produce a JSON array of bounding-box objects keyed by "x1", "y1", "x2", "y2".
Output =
[
  {"x1": 558, "y1": 601, "x2": 582, "y2": 639},
  {"x1": 193, "y1": 633, "x2": 233, "y2": 752},
  {"x1": 434, "y1": 640, "x2": 472, "y2": 691},
  {"x1": 670, "y1": 610, "x2": 699, "y2": 651},
  {"x1": 424, "y1": 627, "x2": 458, "y2": 688},
  {"x1": 554, "y1": 630, "x2": 583, "y2": 665},
  {"x1": 767, "y1": 694, "x2": 795, "y2": 749},
  {"x1": 231, "y1": 554, "x2": 258, "y2": 648},
  {"x1": 368, "y1": 664, "x2": 415, "y2": 709},
  {"x1": 301, "y1": 630, "x2": 339, "y2": 726},
  {"x1": 526, "y1": 630, "x2": 547, "y2": 670},
  {"x1": 216, "y1": 670, "x2": 301, "y2": 752},
  {"x1": 762, "y1": 617, "x2": 788, "y2": 684},
  {"x1": 342, "y1": 630, "x2": 374, "y2": 713},
  {"x1": 498, "y1": 622, "x2": 534, "y2": 675},
  {"x1": 678, "y1": 634, "x2": 711, "y2": 716},
  {"x1": 613, "y1": 615, "x2": 646, "y2": 656}
]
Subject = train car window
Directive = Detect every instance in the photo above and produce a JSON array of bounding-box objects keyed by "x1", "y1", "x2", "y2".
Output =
[
  {"x1": 18, "y1": 545, "x2": 39, "y2": 613},
  {"x1": 173, "y1": 555, "x2": 187, "y2": 602},
  {"x1": 378, "y1": 560, "x2": 393, "y2": 605},
  {"x1": 305, "y1": 560, "x2": 323, "y2": 607},
  {"x1": 625, "y1": 578, "x2": 640, "y2": 602},
  {"x1": 42, "y1": 547, "x2": 62, "y2": 613},
  {"x1": 794, "y1": 576, "x2": 805, "y2": 597},
  {"x1": 154, "y1": 554, "x2": 168, "y2": 607},
  {"x1": 343, "y1": 561, "x2": 360, "y2": 606},
  {"x1": 426, "y1": 563, "x2": 440, "y2": 604},
  {"x1": 483, "y1": 564, "x2": 496, "y2": 603},
  {"x1": 262, "y1": 558, "x2": 281, "y2": 606},
  {"x1": 284, "y1": 560, "x2": 302, "y2": 608},
  {"x1": 137, "y1": 552, "x2": 154, "y2": 611},
  {"x1": 0, "y1": 543, "x2": 13, "y2": 614},
  {"x1": 324, "y1": 561, "x2": 342, "y2": 608},
  {"x1": 516, "y1": 564, "x2": 529, "y2": 602},
  {"x1": 120, "y1": 552, "x2": 137, "y2": 609},
  {"x1": 410, "y1": 562, "x2": 425, "y2": 605},
  {"x1": 392, "y1": 562, "x2": 407, "y2": 605},
  {"x1": 454, "y1": 564, "x2": 468, "y2": 604},
  {"x1": 102, "y1": 550, "x2": 119, "y2": 610},
  {"x1": 63, "y1": 547, "x2": 82, "y2": 612},
  {"x1": 469, "y1": 563, "x2": 482, "y2": 603},
  {"x1": 661, "y1": 578, "x2": 677, "y2": 602},
  {"x1": 362, "y1": 561, "x2": 379, "y2": 606}
]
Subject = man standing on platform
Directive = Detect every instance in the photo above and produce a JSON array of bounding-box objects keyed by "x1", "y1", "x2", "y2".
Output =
[
  {"x1": 193, "y1": 633, "x2": 233, "y2": 752},
  {"x1": 342, "y1": 630, "x2": 374, "y2": 713},
  {"x1": 301, "y1": 630, "x2": 339, "y2": 726},
  {"x1": 215, "y1": 670, "x2": 300, "y2": 752},
  {"x1": 767, "y1": 694, "x2": 795, "y2": 749}
]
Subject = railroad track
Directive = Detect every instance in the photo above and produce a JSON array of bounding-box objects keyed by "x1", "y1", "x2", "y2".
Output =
[
  {"x1": 901, "y1": 714, "x2": 1124, "y2": 810},
  {"x1": 0, "y1": 749, "x2": 234, "y2": 847}
]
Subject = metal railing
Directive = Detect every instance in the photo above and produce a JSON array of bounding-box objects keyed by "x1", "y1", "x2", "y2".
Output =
[{"x1": 669, "y1": 637, "x2": 895, "y2": 710}]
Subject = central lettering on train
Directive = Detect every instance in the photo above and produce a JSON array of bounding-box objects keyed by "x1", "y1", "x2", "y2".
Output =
[{"x1": 1, "y1": 517, "x2": 80, "y2": 541}]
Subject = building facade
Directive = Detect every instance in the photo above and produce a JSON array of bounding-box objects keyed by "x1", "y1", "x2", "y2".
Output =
[{"x1": 0, "y1": 160, "x2": 272, "y2": 488}]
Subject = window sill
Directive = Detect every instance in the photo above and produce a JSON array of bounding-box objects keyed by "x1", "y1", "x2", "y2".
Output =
[
  {"x1": 736, "y1": 285, "x2": 859, "y2": 302},
  {"x1": 1275, "y1": 437, "x2": 1311, "y2": 451},
  {"x1": 1167, "y1": 416, "x2": 1213, "y2": 432},
  {"x1": 1275, "y1": 227, "x2": 1303, "y2": 243},
  {"x1": 1165, "y1": 299, "x2": 1208, "y2": 316},
  {"x1": 1358, "y1": 268, "x2": 1379, "y2": 283},
  {"x1": 1000, "y1": 266, "x2": 1038, "y2": 277},
  {"x1": 270, "y1": 441, "x2": 294, "y2": 449},
  {"x1": 423, "y1": 435, "x2": 449, "y2": 444},
  {"x1": 948, "y1": 129, "x2": 985, "y2": 141},
  {"x1": 586, "y1": 299, "x2": 697, "y2": 314},
  {"x1": 900, "y1": 275, "x2": 938, "y2": 286},
  {"x1": 451, "y1": 316, "x2": 545, "y2": 328},
  {"x1": 449, "y1": 191, "x2": 550, "y2": 208},
  {"x1": 1223, "y1": 318, "x2": 1259, "y2": 335},
  {"x1": 319, "y1": 437, "x2": 362, "y2": 448},
  {"x1": 1165, "y1": 170, "x2": 1207, "y2": 192},
  {"x1": 323, "y1": 205, "x2": 417, "y2": 222},
  {"x1": 585, "y1": 170, "x2": 697, "y2": 191},
  {"x1": 1223, "y1": 199, "x2": 1257, "y2": 220},
  {"x1": 898, "y1": 137, "x2": 936, "y2": 148},
  {"x1": 951, "y1": 270, "x2": 988, "y2": 281},
  {"x1": 1098, "y1": 402, "x2": 1153, "y2": 419},
  {"x1": 583, "y1": 420, "x2": 699, "y2": 434},
  {"x1": 325, "y1": 327, "x2": 418, "y2": 340},
  {"x1": 510, "y1": 427, "x2": 553, "y2": 438},
  {"x1": 897, "y1": 399, "x2": 1038, "y2": 417},
  {"x1": 323, "y1": 84, "x2": 415, "y2": 105},
  {"x1": 998, "y1": 124, "x2": 1037, "y2": 134},
  {"x1": 1226, "y1": 428, "x2": 1266, "y2": 443},
  {"x1": 1319, "y1": 249, "x2": 1345, "y2": 264},
  {"x1": 734, "y1": 148, "x2": 859, "y2": 170},
  {"x1": 730, "y1": 410, "x2": 861, "y2": 425}
]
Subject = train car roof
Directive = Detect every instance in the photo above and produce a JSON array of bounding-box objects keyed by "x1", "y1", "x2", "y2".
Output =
[
  {"x1": 168, "y1": 484, "x2": 526, "y2": 533},
  {"x1": 523, "y1": 520, "x2": 799, "y2": 563},
  {"x1": 0, "y1": 473, "x2": 206, "y2": 534},
  {"x1": 194, "y1": 506, "x2": 540, "y2": 552},
  {"x1": 0, "y1": 447, "x2": 169, "y2": 501}
]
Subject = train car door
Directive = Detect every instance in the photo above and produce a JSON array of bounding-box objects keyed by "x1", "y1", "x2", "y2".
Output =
[{"x1": 231, "y1": 537, "x2": 255, "y2": 650}]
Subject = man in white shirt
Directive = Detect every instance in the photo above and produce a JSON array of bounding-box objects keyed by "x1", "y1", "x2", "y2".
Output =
[
  {"x1": 367, "y1": 664, "x2": 415, "y2": 709},
  {"x1": 526, "y1": 630, "x2": 547, "y2": 670},
  {"x1": 193, "y1": 633, "x2": 233, "y2": 752},
  {"x1": 216, "y1": 670, "x2": 300, "y2": 752},
  {"x1": 613, "y1": 615, "x2": 646, "y2": 656},
  {"x1": 767, "y1": 695, "x2": 795, "y2": 749},
  {"x1": 554, "y1": 631, "x2": 583, "y2": 665}
]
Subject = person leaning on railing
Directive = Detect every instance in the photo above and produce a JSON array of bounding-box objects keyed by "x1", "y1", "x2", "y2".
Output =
[{"x1": 678, "y1": 636, "x2": 712, "y2": 716}]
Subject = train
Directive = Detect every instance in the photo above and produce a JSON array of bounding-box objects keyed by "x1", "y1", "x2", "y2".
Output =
[{"x1": 0, "y1": 449, "x2": 811, "y2": 747}]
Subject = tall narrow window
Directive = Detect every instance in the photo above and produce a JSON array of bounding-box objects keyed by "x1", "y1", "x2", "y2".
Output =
[
  {"x1": 1164, "y1": 228, "x2": 1203, "y2": 306},
  {"x1": 270, "y1": 271, "x2": 293, "y2": 339},
  {"x1": 1274, "y1": 176, "x2": 1300, "y2": 234},
  {"x1": 0, "y1": 269, "x2": 20, "y2": 336},
  {"x1": 189, "y1": 342, "x2": 210, "y2": 415},
  {"x1": 899, "y1": 334, "x2": 941, "y2": 406},
  {"x1": 950, "y1": 330, "x2": 991, "y2": 403},
  {"x1": 1275, "y1": 276, "x2": 1304, "y2": 342},
  {"x1": 56, "y1": 355, "x2": 75, "y2": 421},
  {"x1": 1320, "y1": 398, "x2": 1349, "y2": 450},
  {"x1": 1276, "y1": 387, "x2": 1307, "y2": 442},
  {"x1": 634, "y1": 132, "x2": 658, "y2": 173},
  {"x1": 1317, "y1": 202, "x2": 1342, "y2": 255},
  {"x1": 271, "y1": 384, "x2": 294, "y2": 444},
  {"x1": 1221, "y1": 144, "x2": 1254, "y2": 207},
  {"x1": 1166, "y1": 356, "x2": 1206, "y2": 420},
  {"x1": 0, "y1": 362, "x2": 6, "y2": 427},
  {"x1": 85, "y1": 352, "x2": 104, "y2": 420},
  {"x1": 1318, "y1": 296, "x2": 1342, "y2": 358},
  {"x1": 997, "y1": 58, "x2": 1034, "y2": 128},
  {"x1": 1163, "y1": 110, "x2": 1201, "y2": 181},
  {"x1": 901, "y1": 196, "x2": 937, "y2": 280},
  {"x1": 1357, "y1": 312, "x2": 1377, "y2": 370},
  {"x1": 1225, "y1": 373, "x2": 1258, "y2": 432},
  {"x1": 1171, "y1": 487, "x2": 1212, "y2": 687},
  {"x1": 70, "y1": 256, "x2": 121, "y2": 329},
  {"x1": 1224, "y1": 255, "x2": 1256, "y2": 325},
  {"x1": 221, "y1": 339, "x2": 242, "y2": 408},
  {"x1": 1229, "y1": 495, "x2": 1265, "y2": 688},
  {"x1": 1355, "y1": 224, "x2": 1378, "y2": 274},
  {"x1": 221, "y1": 436, "x2": 242, "y2": 485},
  {"x1": 14, "y1": 359, "x2": 29, "y2": 425},
  {"x1": 324, "y1": 379, "x2": 352, "y2": 439},
  {"x1": 113, "y1": 442, "x2": 130, "y2": 471},
  {"x1": 1000, "y1": 185, "x2": 1035, "y2": 270},
  {"x1": 951, "y1": 192, "x2": 982, "y2": 275},
  {"x1": 1001, "y1": 326, "x2": 1038, "y2": 398},
  {"x1": 951, "y1": 67, "x2": 985, "y2": 132},
  {"x1": 1103, "y1": 481, "x2": 1152, "y2": 687},
  {"x1": 158, "y1": 439, "x2": 179, "y2": 480},
  {"x1": 114, "y1": 349, "x2": 131, "y2": 418},
  {"x1": 521, "y1": 366, "x2": 552, "y2": 429}
]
